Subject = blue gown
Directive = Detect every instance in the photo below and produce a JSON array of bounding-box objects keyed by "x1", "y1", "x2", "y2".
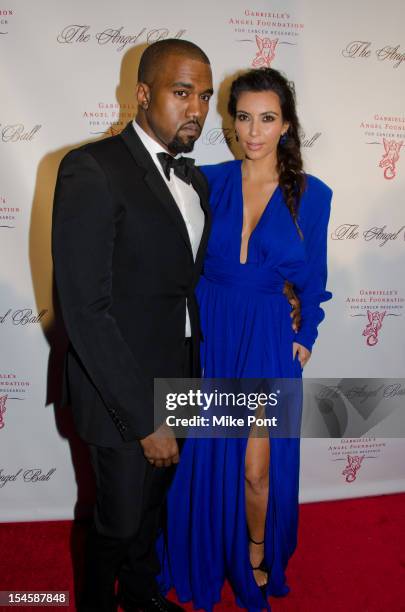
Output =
[{"x1": 158, "y1": 160, "x2": 332, "y2": 611}]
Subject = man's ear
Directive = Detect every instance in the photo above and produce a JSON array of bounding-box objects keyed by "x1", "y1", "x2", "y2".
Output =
[{"x1": 136, "y1": 82, "x2": 151, "y2": 110}]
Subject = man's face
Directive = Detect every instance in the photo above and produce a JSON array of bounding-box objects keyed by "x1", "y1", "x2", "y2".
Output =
[{"x1": 137, "y1": 54, "x2": 213, "y2": 154}]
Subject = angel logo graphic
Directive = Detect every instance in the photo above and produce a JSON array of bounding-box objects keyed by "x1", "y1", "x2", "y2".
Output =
[
  {"x1": 379, "y1": 138, "x2": 403, "y2": 180},
  {"x1": 0, "y1": 395, "x2": 7, "y2": 429},
  {"x1": 252, "y1": 36, "x2": 278, "y2": 68},
  {"x1": 342, "y1": 454, "x2": 364, "y2": 483},
  {"x1": 362, "y1": 310, "x2": 386, "y2": 346}
]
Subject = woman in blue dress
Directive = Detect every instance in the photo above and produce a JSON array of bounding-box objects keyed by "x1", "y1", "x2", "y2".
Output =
[{"x1": 159, "y1": 68, "x2": 333, "y2": 611}]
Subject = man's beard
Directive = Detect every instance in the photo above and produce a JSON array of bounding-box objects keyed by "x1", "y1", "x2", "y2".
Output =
[
  {"x1": 167, "y1": 133, "x2": 197, "y2": 155},
  {"x1": 167, "y1": 122, "x2": 201, "y2": 154}
]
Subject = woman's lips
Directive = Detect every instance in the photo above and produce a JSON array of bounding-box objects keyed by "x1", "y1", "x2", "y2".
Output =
[{"x1": 246, "y1": 142, "x2": 264, "y2": 151}]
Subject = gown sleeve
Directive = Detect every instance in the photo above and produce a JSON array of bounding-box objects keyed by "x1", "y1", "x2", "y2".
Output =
[{"x1": 293, "y1": 176, "x2": 333, "y2": 353}]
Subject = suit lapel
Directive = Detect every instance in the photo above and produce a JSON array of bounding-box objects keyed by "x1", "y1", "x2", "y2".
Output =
[
  {"x1": 120, "y1": 122, "x2": 212, "y2": 271},
  {"x1": 120, "y1": 122, "x2": 193, "y2": 256}
]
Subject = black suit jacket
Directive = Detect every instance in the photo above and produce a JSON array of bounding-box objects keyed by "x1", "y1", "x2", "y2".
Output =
[{"x1": 52, "y1": 122, "x2": 211, "y2": 446}]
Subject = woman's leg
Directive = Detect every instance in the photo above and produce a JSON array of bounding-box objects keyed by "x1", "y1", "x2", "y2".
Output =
[{"x1": 245, "y1": 431, "x2": 270, "y2": 587}]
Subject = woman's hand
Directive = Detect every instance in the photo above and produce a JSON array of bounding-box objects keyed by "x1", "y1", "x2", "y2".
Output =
[{"x1": 292, "y1": 342, "x2": 311, "y2": 368}]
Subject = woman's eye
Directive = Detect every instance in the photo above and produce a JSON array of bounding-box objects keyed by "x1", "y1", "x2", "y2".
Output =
[
  {"x1": 236, "y1": 114, "x2": 248, "y2": 121},
  {"x1": 263, "y1": 115, "x2": 275, "y2": 122}
]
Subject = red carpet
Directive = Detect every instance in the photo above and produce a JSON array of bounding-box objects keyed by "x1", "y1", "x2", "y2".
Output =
[{"x1": 1, "y1": 493, "x2": 404, "y2": 611}]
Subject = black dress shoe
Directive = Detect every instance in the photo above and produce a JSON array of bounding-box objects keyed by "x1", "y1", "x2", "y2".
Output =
[{"x1": 121, "y1": 593, "x2": 185, "y2": 612}]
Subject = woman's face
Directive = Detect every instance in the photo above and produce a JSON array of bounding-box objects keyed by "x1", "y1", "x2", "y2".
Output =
[{"x1": 234, "y1": 90, "x2": 289, "y2": 161}]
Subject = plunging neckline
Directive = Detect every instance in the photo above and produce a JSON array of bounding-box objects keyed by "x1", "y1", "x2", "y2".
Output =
[{"x1": 237, "y1": 160, "x2": 280, "y2": 265}]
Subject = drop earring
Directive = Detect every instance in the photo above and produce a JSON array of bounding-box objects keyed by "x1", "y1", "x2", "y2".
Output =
[
  {"x1": 235, "y1": 131, "x2": 239, "y2": 142},
  {"x1": 279, "y1": 132, "x2": 288, "y2": 145}
]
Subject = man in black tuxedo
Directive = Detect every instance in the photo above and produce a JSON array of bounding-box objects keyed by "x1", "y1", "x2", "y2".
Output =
[{"x1": 52, "y1": 39, "x2": 213, "y2": 612}]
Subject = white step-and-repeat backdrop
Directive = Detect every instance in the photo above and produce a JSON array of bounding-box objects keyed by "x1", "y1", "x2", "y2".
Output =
[{"x1": 1, "y1": 0, "x2": 404, "y2": 520}]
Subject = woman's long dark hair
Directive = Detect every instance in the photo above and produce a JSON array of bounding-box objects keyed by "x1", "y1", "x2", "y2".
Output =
[{"x1": 228, "y1": 67, "x2": 305, "y2": 225}]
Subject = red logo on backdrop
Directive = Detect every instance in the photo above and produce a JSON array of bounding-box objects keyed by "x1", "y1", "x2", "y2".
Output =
[
  {"x1": 82, "y1": 102, "x2": 136, "y2": 137},
  {"x1": 0, "y1": 373, "x2": 31, "y2": 423},
  {"x1": 361, "y1": 114, "x2": 405, "y2": 179},
  {"x1": 228, "y1": 9, "x2": 304, "y2": 65},
  {"x1": 252, "y1": 36, "x2": 278, "y2": 67},
  {"x1": 362, "y1": 310, "x2": 386, "y2": 346},
  {"x1": 379, "y1": 138, "x2": 403, "y2": 179},
  {"x1": 329, "y1": 438, "x2": 385, "y2": 480},
  {"x1": 0, "y1": 195, "x2": 21, "y2": 229},
  {"x1": 0, "y1": 395, "x2": 7, "y2": 429},
  {"x1": 0, "y1": 8, "x2": 12, "y2": 35},
  {"x1": 345, "y1": 289, "x2": 403, "y2": 346},
  {"x1": 342, "y1": 454, "x2": 364, "y2": 483}
]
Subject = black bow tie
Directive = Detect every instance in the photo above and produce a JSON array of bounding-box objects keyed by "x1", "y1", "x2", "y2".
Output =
[{"x1": 157, "y1": 152, "x2": 195, "y2": 185}]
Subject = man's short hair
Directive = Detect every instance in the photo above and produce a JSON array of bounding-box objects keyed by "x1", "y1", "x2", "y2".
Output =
[{"x1": 138, "y1": 39, "x2": 210, "y2": 84}]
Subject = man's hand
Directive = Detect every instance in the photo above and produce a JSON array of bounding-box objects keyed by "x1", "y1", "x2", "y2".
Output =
[
  {"x1": 139, "y1": 424, "x2": 179, "y2": 468},
  {"x1": 283, "y1": 281, "x2": 301, "y2": 332}
]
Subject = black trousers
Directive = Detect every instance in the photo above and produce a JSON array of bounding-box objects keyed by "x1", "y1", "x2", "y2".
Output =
[{"x1": 80, "y1": 339, "x2": 193, "y2": 611}]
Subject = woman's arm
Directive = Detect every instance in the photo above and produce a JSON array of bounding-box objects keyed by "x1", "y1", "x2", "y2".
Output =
[{"x1": 293, "y1": 179, "x2": 333, "y2": 353}]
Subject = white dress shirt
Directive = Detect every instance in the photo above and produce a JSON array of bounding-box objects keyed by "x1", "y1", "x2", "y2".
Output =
[{"x1": 133, "y1": 120, "x2": 205, "y2": 337}]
